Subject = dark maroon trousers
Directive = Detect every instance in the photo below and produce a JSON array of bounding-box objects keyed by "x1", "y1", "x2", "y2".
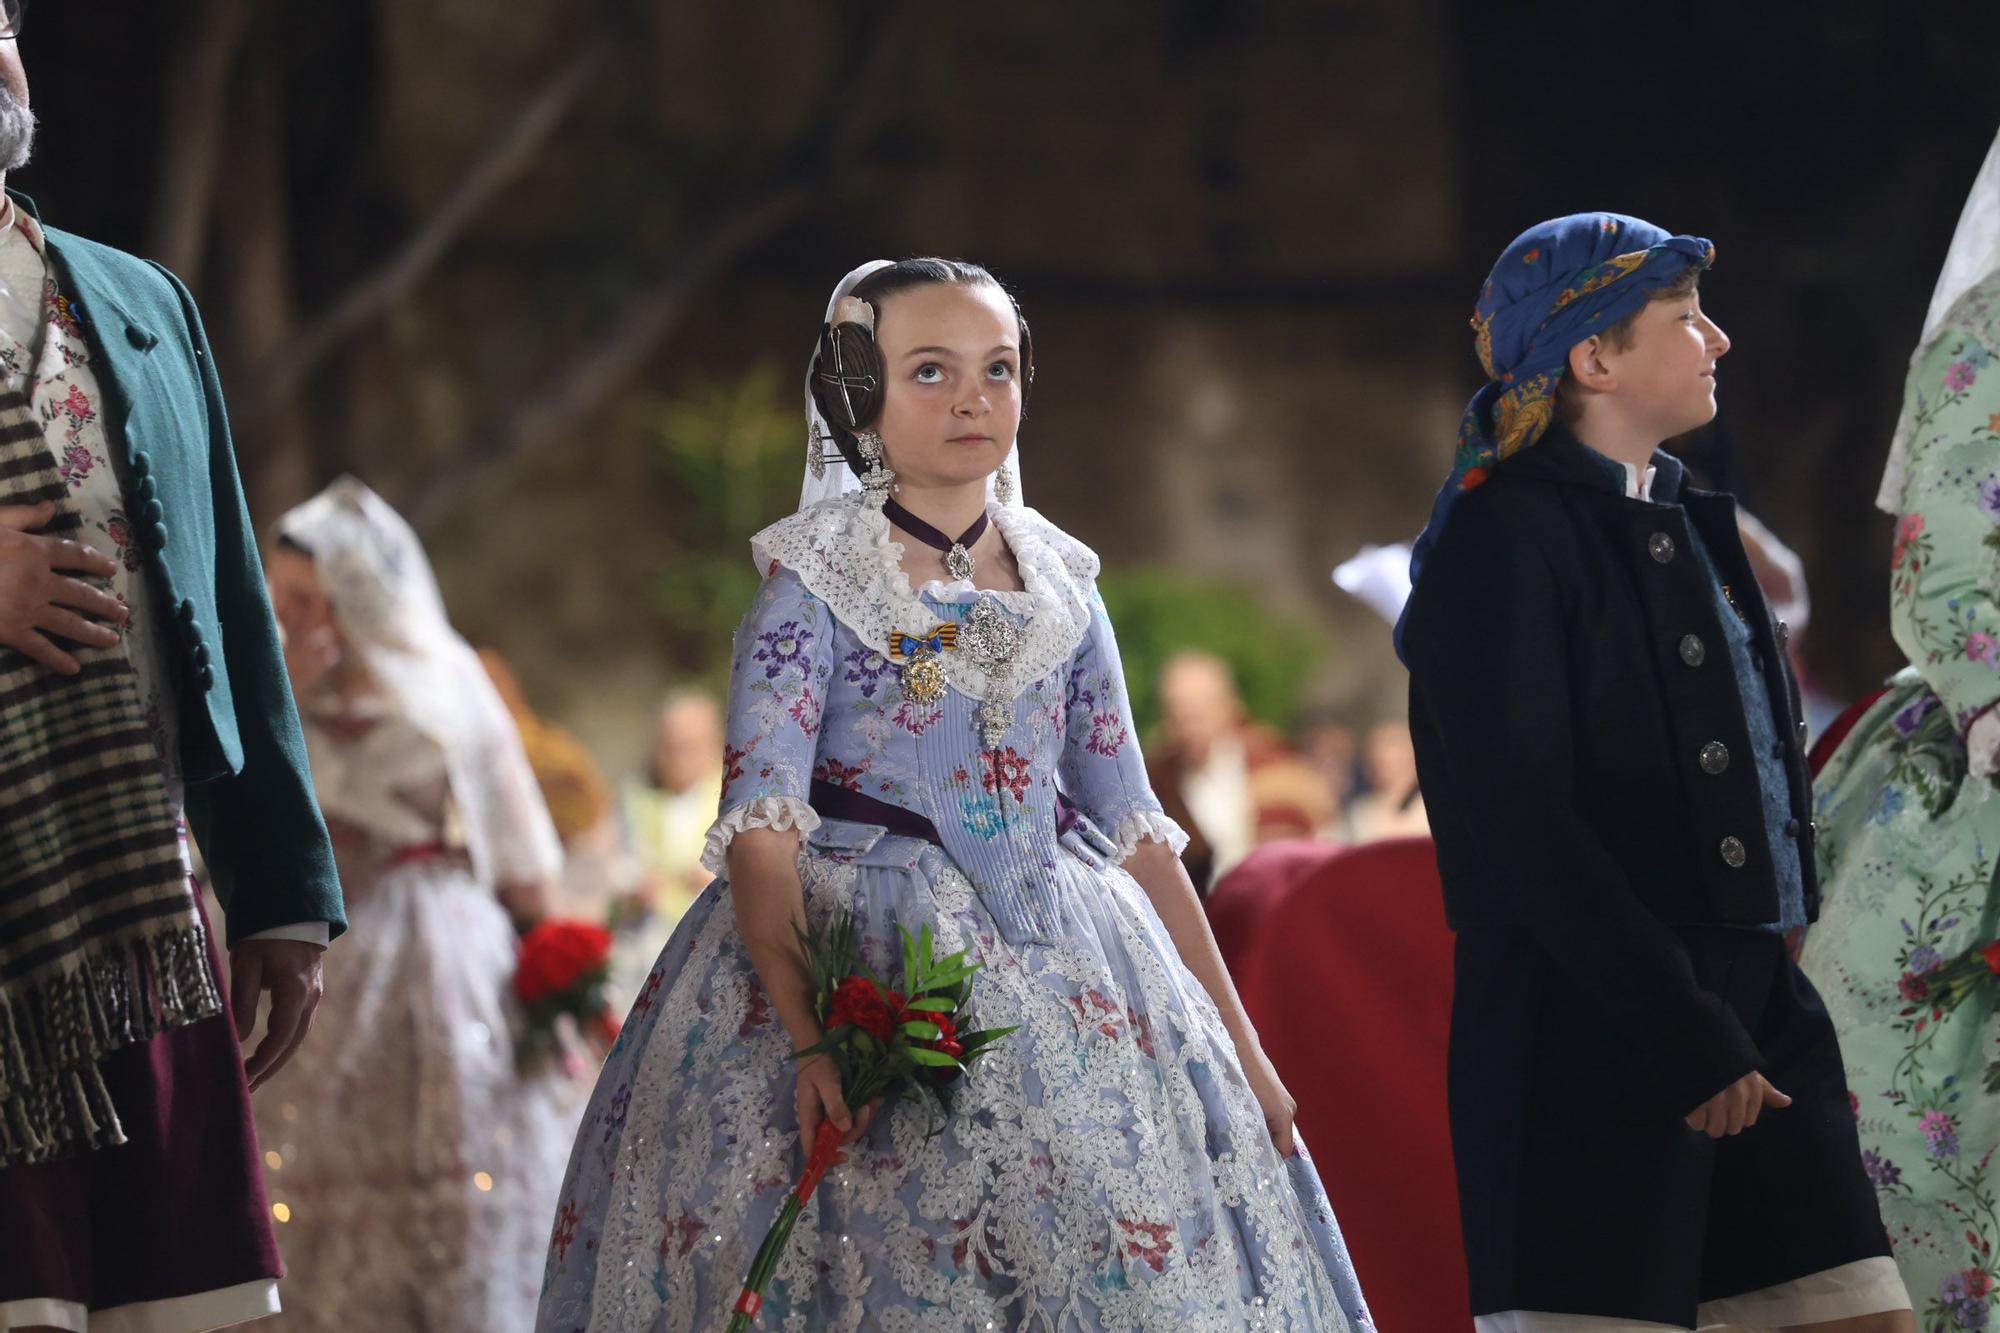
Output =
[{"x1": 0, "y1": 890, "x2": 282, "y2": 1314}]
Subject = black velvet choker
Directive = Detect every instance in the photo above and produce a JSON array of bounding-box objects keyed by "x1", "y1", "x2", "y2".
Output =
[{"x1": 883, "y1": 497, "x2": 989, "y2": 582}]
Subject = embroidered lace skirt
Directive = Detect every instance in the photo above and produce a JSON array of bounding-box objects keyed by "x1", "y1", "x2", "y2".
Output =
[
  {"x1": 536, "y1": 831, "x2": 1373, "y2": 1331},
  {"x1": 252, "y1": 853, "x2": 587, "y2": 1332}
]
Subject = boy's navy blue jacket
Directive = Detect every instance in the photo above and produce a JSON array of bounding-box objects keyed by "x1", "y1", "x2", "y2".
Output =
[{"x1": 1403, "y1": 427, "x2": 1817, "y2": 1118}]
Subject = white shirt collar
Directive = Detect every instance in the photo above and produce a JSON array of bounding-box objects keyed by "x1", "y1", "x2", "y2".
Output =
[
  {"x1": 1619, "y1": 461, "x2": 1658, "y2": 503},
  {"x1": 0, "y1": 195, "x2": 45, "y2": 254}
]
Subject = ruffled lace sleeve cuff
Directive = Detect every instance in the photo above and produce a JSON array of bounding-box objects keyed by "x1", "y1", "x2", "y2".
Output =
[
  {"x1": 701, "y1": 796, "x2": 821, "y2": 877},
  {"x1": 1112, "y1": 808, "x2": 1191, "y2": 862}
]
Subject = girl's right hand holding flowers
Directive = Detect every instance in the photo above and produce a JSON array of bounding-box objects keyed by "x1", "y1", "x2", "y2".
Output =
[{"x1": 794, "y1": 1050, "x2": 876, "y2": 1153}]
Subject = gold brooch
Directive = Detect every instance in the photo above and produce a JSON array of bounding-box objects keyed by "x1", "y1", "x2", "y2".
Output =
[{"x1": 889, "y1": 625, "x2": 957, "y2": 706}]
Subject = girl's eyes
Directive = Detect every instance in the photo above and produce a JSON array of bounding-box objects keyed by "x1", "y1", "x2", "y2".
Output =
[{"x1": 914, "y1": 362, "x2": 1015, "y2": 382}]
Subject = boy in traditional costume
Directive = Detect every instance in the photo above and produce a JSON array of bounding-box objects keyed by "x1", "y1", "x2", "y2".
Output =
[{"x1": 1398, "y1": 213, "x2": 1912, "y2": 1331}]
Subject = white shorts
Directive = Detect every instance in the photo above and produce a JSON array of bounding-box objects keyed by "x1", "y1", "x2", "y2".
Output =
[
  {"x1": 1474, "y1": 1255, "x2": 1910, "y2": 1331},
  {"x1": 0, "y1": 1278, "x2": 279, "y2": 1332}
]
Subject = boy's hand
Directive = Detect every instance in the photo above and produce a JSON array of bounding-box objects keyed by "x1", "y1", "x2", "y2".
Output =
[{"x1": 1685, "y1": 1071, "x2": 1791, "y2": 1138}]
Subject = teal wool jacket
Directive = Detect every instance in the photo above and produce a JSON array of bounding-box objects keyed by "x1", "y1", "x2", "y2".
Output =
[{"x1": 16, "y1": 192, "x2": 345, "y2": 943}]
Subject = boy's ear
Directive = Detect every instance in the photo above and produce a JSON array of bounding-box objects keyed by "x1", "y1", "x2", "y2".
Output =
[{"x1": 1567, "y1": 335, "x2": 1616, "y2": 391}]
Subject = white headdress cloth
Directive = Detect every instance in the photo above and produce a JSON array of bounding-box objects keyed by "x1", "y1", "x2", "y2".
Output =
[
  {"x1": 795, "y1": 260, "x2": 1022, "y2": 514},
  {"x1": 275, "y1": 476, "x2": 564, "y2": 889}
]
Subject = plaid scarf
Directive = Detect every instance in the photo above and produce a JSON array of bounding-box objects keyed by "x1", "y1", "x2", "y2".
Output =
[{"x1": 0, "y1": 386, "x2": 220, "y2": 1166}]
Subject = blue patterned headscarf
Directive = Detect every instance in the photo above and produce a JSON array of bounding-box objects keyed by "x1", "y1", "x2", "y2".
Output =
[{"x1": 1393, "y1": 212, "x2": 1714, "y2": 660}]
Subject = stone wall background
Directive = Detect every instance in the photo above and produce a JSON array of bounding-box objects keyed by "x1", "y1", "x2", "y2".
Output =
[{"x1": 15, "y1": 0, "x2": 2000, "y2": 773}]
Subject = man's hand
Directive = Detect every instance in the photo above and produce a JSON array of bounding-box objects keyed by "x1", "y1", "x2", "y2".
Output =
[
  {"x1": 1685, "y1": 1070, "x2": 1791, "y2": 1138},
  {"x1": 229, "y1": 938, "x2": 326, "y2": 1091},
  {"x1": 0, "y1": 500, "x2": 126, "y2": 673}
]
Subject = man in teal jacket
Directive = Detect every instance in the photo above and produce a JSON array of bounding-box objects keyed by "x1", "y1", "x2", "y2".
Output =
[{"x1": 0, "y1": 12, "x2": 345, "y2": 1329}]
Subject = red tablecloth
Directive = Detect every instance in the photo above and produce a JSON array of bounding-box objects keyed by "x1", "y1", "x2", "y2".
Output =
[{"x1": 1209, "y1": 837, "x2": 1466, "y2": 1331}]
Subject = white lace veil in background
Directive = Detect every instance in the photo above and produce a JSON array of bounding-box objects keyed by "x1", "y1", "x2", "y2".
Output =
[{"x1": 275, "y1": 476, "x2": 563, "y2": 889}]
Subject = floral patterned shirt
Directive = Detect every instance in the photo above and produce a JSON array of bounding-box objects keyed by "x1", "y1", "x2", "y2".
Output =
[{"x1": 0, "y1": 206, "x2": 184, "y2": 810}]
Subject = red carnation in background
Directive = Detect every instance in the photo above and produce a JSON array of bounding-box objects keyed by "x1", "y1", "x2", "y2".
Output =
[
  {"x1": 515, "y1": 920, "x2": 613, "y2": 1003},
  {"x1": 512, "y1": 919, "x2": 619, "y2": 1074}
]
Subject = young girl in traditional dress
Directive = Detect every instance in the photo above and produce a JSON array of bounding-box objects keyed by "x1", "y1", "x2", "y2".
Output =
[{"x1": 536, "y1": 260, "x2": 1373, "y2": 1331}]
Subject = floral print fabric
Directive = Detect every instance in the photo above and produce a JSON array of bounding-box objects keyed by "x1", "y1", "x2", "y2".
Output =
[
  {"x1": 1808, "y1": 273, "x2": 2000, "y2": 1330},
  {"x1": 706, "y1": 559, "x2": 1178, "y2": 948}
]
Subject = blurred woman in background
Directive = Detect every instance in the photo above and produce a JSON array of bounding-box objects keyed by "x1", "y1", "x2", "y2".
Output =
[{"x1": 257, "y1": 476, "x2": 585, "y2": 1332}]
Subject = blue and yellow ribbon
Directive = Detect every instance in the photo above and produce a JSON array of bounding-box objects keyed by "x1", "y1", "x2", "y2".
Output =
[{"x1": 889, "y1": 624, "x2": 958, "y2": 660}]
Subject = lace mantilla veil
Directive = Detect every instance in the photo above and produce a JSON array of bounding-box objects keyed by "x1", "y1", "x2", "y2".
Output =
[{"x1": 275, "y1": 476, "x2": 563, "y2": 889}]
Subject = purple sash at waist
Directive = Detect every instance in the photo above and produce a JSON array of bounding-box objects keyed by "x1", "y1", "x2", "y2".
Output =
[
  {"x1": 810, "y1": 781, "x2": 944, "y2": 845},
  {"x1": 809, "y1": 780, "x2": 1085, "y2": 845}
]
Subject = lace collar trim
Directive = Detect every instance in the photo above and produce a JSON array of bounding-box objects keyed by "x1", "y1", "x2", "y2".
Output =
[{"x1": 749, "y1": 495, "x2": 1099, "y2": 701}]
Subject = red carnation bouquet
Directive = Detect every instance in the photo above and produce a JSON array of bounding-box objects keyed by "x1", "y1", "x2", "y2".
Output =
[
  {"x1": 513, "y1": 918, "x2": 621, "y2": 1075},
  {"x1": 724, "y1": 908, "x2": 1016, "y2": 1331}
]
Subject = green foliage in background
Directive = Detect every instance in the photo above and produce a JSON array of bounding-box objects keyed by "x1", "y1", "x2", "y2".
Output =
[
  {"x1": 1098, "y1": 570, "x2": 1324, "y2": 738},
  {"x1": 651, "y1": 364, "x2": 802, "y2": 687}
]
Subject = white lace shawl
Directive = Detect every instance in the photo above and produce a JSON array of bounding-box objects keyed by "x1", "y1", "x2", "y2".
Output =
[
  {"x1": 701, "y1": 496, "x2": 1120, "y2": 868},
  {"x1": 748, "y1": 493, "x2": 1100, "y2": 703}
]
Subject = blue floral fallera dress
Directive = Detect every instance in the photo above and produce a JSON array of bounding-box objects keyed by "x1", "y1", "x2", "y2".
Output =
[{"x1": 536, "y1": 496, "x2": 1372, "y2": 1331}]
